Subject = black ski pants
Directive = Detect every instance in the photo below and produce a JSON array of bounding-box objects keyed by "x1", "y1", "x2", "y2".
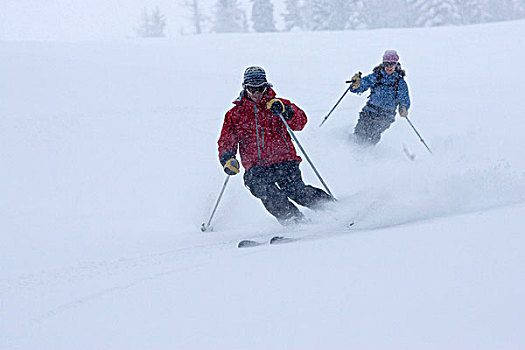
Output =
[
  {"x1": 244, "y1": 161, "x2": 332, "y2": 224},
  {"x1": 354, "y1": 109, "x2": 394, "y2": 145}
]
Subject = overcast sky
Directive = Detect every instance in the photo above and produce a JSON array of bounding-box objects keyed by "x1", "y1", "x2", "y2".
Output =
[
  {"x1": 0, "y1": 0, "x2": 289, "y2": 41},
  {"x1": 1, "y1": 0, "x2": 517, "y2": 42},
  {"x1": 0, "y1": 0, "x2": 198, "y2": 41}
]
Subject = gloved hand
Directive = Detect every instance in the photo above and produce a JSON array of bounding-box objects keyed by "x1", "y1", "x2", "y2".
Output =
[
  {"x1": 266, "y1": 98, "x2": 294, "y2": 120},
  {"x1": 220, "y1": 151, "x2": 240, "y2": 175},
  {"x1": 349, "y1": 72, "x2": 362, "y2": 89},
  {"x1": 223, "y1": 158, "x2": 240, "y2": 175},
  {"x1": 398, "y1": 105, "x2": 408, "y2": 118}
]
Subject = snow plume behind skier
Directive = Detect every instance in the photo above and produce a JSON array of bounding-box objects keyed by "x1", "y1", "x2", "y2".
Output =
[
  {"x1": 218, "y1": 66, "x2": 333, "y2": 226},
  {"x1": 349, "y1": 50, "x2": 411, "y2": 145}
]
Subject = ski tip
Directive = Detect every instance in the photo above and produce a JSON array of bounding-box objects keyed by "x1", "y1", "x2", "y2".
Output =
[
  {"x1": 269, "y1": 236, "x2": 295, "y2": 245},
  {"x1": 237, "y1": 240, "x2": 261, "y2": 248}
]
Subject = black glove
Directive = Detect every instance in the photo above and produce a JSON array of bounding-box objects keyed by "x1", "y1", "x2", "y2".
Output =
[
  {"x1": 220, "y1": 151, "x2": 240, "y2": 176},
  {"x1": 266, "y1": 98, "x2": 294, "y2": 120}
]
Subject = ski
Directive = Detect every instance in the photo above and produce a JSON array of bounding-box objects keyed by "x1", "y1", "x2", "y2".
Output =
[
  {"x1": 237, "y1": 222, "x2": 355, "y2": 248},
  {"x1": 269, "y1": 236, "x2": 296, "y2": 244},
  {"x1": 237, "y1": 236, "x2": 295, "y2": 248},
  {"x1": 237, "y1": 239, "x2": 264, "y2": 248}
]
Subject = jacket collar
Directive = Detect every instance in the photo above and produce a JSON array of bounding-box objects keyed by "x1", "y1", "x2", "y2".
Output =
[
  {"x1": 380, "y1": 69, "x2": 400, "y2": 79},
  {"x1": 234, "y1": 87, "x2": 277, "y2": 108}
]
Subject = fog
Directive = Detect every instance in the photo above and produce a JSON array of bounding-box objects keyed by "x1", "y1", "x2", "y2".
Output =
[
  {"x1": 1, "y1": 0, "x2": 523, "y2": 41},
  {"x1": 0, "y1": 0, "x2": 190, "y2": 41}
]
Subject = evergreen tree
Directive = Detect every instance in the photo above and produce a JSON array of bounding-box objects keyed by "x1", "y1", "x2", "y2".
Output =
[
  {"x1": 310, "y1": 0, "x2": 332, "y2": 30},
  {"x1": 251, "y1": 0, "x2": 277, "y2": 32},
  {"x1": 280, "y1": 0, "x2": 524, "y2": 32},
  {"x1": 134, "y1": 7, "x2": 166, "y2": 37},
  {"x1": 459, "y1": 0, "x2": 491, "y2": 24},
  {"x1": 284, "y1": 0, "x2": 316, "y2": 31},
  {"x1": 512, "y1": 0, "x2": 525, "y2": 17},
  {"x1": 409, "y1": 0, "x2": 462, "y2": 27},
  {"x1": 486, "y1": 0, "x2": 525, "y2": 21},
  {"x1": 186, "y1": 0, "x2": 204, "y2": 34},
  {"x1": 299, "y1": 0, "x2": 315, "y2": 30},
  {"x1": 213, "y1": 0, "x2": 248, "y2": 33},
  {"x1": 282, "y1": 0, "x2": 304, "y2": 31},
  {"x1": 346, "y1": 0, "x2": 367, "y2": 30},
  {"x1": 404, "y1": 0, "x2": 420, "y2": 27},
  {"x1": 327, "y1": 0, "x2": 352, "y2": 30},
  {"x1": 362, "y1": 0, "x2": 408, "y2": 28},
  {"x1": 308, "y1": 0, "x2": 352, "y2": 31}
]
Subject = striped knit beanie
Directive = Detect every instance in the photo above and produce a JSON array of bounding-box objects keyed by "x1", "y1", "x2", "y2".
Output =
[{"x1": 243, "y1": 66, "x2": 267, "y2": 87}]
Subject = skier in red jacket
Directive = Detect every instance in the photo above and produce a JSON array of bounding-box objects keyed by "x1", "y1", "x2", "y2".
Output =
[{"x1": 218, "y1": 66, "x2": 332, "y2": 225}]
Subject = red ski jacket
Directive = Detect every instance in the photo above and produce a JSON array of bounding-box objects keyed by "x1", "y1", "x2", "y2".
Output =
[{"x1": 218, "y1": 87, "x2": 307, "y2": 171}]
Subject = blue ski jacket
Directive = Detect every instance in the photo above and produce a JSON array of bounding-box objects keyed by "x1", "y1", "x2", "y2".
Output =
[{"x1": 350, "y1": 67, "x2": 410, "y2": 120}]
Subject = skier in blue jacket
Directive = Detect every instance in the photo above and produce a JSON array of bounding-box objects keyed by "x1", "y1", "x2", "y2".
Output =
[{"x1": 349, "y1": 50, "x2": 411, "y2": 145}]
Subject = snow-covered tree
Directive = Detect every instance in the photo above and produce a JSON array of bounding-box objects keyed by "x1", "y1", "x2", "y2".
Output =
[
  {"x1": 486, "y1": 0, "x2": 525, "y2": 21},
  {"x1": 458, "y1": 0, "x2": 490, "y2": 24},
  {"x1": 343, "y1": 0, "x2": 365, "y2": 29},
  {"x1": 408, "y1": 0, "x2": 462, "y2": 27},
  {"x1": 279, "y1": 0, "x2": 525, "y2": 32},
  {"x1": 186, "y1": 0, "x2": 204, "y2": 34},
  {"x1": 327, "y1": 0, "x2": 352, "y2": 30},
  {"x1": 282, "y1": 0, "x2": 317, "y2": 31},
  {"x1": 282, "y1": 0, "x2": 304, "y2": 31},
  {"x1": 251, "y1": 0, "x2": 277, "y2": 32},
  {"x1": 511, "y1": 0, "x2": 525, "y2": 19},
  {"x1": 310, "y1": 0, "x2": 332, "y2": 30},
  {"x1": 213, "y1": 0, "x2": 248, "y2": 33},
  {"x1": 306, "y1": 0, "x2": 352, "y2": 31},
  {"x1": 361, "y1": 0, "x2": 408, "y2": 29},
  {"x1": 134, "y1": 7, "x2": 167, "y2": 37}
]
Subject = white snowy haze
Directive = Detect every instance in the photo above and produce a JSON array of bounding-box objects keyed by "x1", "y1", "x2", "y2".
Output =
[
  {"x1": 2, "y1": 0, "x2": 525, "y2": 40},
  {"x1": 1, "y1": 12, "x2": 525, "y2": 350},
  {"x1": 0, "y1": 0, "x2": 184, "y2": 41}
]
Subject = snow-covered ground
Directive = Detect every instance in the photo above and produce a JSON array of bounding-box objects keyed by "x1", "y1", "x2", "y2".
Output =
[{"x1": 1, "y1": 20, "x2": 525, "y2": 349}]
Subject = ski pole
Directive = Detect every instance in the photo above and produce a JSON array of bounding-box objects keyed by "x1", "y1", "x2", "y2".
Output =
[
  {"x1": 201, "y1": 175, "x2": 230, "y2": 232},
  {"x1": 319, "y1": 86, "x2": 351, "y2": 127},
  {"x1": 279, "y1": 114, "x2": 335, "y2": 199},
  {"x1": 319, "y1": 72, "x2": 361, "y2": 127},
  {"x1": 405, "y1": 117, "x2": 432, "y2": 154}
]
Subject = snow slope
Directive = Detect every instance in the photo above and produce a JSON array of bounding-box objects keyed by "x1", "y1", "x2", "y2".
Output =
[{"x1": 1, "y1": 20, "x2": 525, "y2": 349}]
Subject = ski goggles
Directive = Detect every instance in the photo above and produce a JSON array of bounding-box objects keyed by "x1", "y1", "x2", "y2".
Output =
[
  {"x1": 245, "y1": 85, "x2": 267, "y2": 94},
  {"x1": 383, "y1": 62, "x2": 397, "y2": 68}
]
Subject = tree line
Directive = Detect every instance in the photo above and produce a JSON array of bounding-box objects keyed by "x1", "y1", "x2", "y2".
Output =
[
  {"x1": 136, "y1": 0, "x2": 525, "y2": 37},
  {"x1": 210, "y1": 0, "x2": 525, "y2": 33}
]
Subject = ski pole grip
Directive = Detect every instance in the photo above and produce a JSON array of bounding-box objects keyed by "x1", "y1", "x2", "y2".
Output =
[{"x1": 346, "y1": 71, "x2": 362, "y2": 84}]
